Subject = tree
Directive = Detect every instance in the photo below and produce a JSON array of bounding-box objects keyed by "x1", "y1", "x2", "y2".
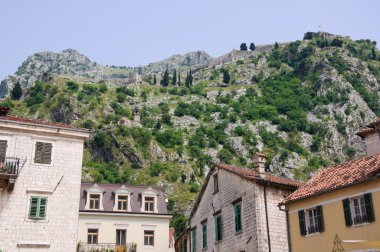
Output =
[
  {"x1": 185, "y1": 69, "x2": 193, "y2": 87},
  {"x1": 249, "y1": 43, "x2": 256, "y2": 51},
  {"x1": 274, "y1": 42, "x2": 279, "y2": 49},
  {"x1": 222, "y1": 69, "x2": 230, "y2": 84},
  {"x1": 240, "y1": 43, "x2": 248, "y2": 51},
  {"x1": 161, "y1": 68, "x2": 170, "y2": 86},
  {"x1": 172, "y1": 69, "x2": 177, "y2": 85},
  {"x1": 153, "y1": 74, "x2": 157, "y2": 85},
  {"x1": 178, "y1": 71, "x2": 181, "y2": 85},
  {"x1": 372, "y1": 47, "x2": 377, "y2": 60},
  {"x1": 11, "y1": 82, "x2": 22, "y2": 100}
]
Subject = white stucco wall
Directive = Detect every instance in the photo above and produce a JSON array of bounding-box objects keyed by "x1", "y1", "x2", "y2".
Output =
[
  {"x1": 78, "y1": 212, "x2": 171, "y2": 252},
  {"x1": 0, "y1": 124, "x2": 88, "y2": 252}
]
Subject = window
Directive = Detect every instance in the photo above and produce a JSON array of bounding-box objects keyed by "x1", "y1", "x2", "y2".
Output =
[
  {"x1": 213, "y1": 174, "x2": 218, "y2": 193},
  {"x1": 343, "y1": 193, "x2": 375, "y2": 226},
  {"x1": 191, "y1": 229, "x2": 196, "y2": 252},
  {"x1": 234, "y1": 202, "x2": 242, "y2": 232},
  {"x1": 116, "y1": 229, "x2": 126, "y2": 246},
  {"x1": 215, "y1": 214, "x2": 222, "y2": 241},
  {"x1": 117, "y1": 195, "x2": 128, "y2": 211},
  {"x1": 34, "y1": 142, "x2": 53, "y2": 164},
  {"x1": 29, "y1": 196, "x2": 47, "y2": 220},
  {"x1": 183, "y1": 238, "x2": 188, "y2": 252},
  {"x1": 87, "y1": 229, "x2": 98, "y2": 244},
  {"x1": 144, "y1": 197, "x2": 155, "y2": 212},
  {"x1": 89, "y1": 194, "x2": 100, "y2": 210},
  {"x1": 202, "y1": 222, "x2": 207, "y2": 249},
  {"x1": 144, "y1": 230, "x2": 154, "y2": 246},
  {"x1": 298, "y1": 205, "x2": 324, "y2": 236},
  {"x1": 0, "y1": 140, "x2": 7, "y2": 163}
]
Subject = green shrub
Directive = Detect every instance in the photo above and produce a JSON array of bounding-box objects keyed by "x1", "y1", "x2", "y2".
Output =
[
  {"x1": 66, "y1": 81, "x2": 79, "y2": 91},
  {"x1": 156, "y1": 129, "x2": 184, "y2": 148},
  {"x1": 189, "y1": 183, "x2": 200, "y2": 193}
]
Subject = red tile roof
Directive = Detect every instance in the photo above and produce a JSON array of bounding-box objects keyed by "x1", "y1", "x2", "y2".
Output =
[
  {"x1": 356, "y1": 118, "x2": 380, "y2": 137},
  {"x1": 0, "y1": 115, "x2": 86, "y2": 131},
  {"x1": 215, "y1": 163, "x2": 303, "y2": 188},
  {"x1": 283, "y1": 153, "x2": 380, "y2": 204}
]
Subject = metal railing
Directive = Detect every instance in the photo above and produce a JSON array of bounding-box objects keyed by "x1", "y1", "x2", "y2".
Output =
[
  {"x1": 78, "y1": 243, "x2": 136, "y2": 252},
  {"x1": 0, "y1": 157, "x2": 20, "y2": 177}
]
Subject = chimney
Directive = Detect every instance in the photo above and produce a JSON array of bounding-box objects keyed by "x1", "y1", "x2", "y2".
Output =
[
  {"x1": 356, "y1": 119, "x2": 380, "y2": 156},
  {"x1": 253, "y1": 152, "x2": 266, "y2": 178}
]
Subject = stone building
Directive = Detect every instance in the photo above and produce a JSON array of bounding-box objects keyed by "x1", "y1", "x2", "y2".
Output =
[
  {"x1": 175, "y1": 153, "x2": 302, "y2": 252},
  {"x1": 0, "y1": 110, "x2": 89, "y2": 251},
  {"x1": 77, "y1": 183, "x2": 172, "y2": 252}
]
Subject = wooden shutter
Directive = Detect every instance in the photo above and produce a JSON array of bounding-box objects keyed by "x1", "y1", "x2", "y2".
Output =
[
  {"x1": 202, "y1": 223, "x2": 207, "y2": 248},
  {"x1": 316, "y1": 205, "x2": 324, "y2": 232},
  {"x1": 215, "y1": 215, "x2": 222, "y2": 241},
  {"x1": 298, "y1": 210, "x2": 307, "y2": 236},
  {"x1": 34, "y1": 142, "x2": 52, "y2": 164},
  {"x1": 364, "y1": 193, "x2": 375, "y2": 222},
  {"x1": 29, "y1": 197, "x2": 39, "y2": 218},
  {"x1": 39, "y1": 197, "x2": 47, "y2": 218},
  {"x1": 0, "y1": 140, "x2": 7, "y2": 162},
  {"x1": 342, "y1": 198, "x2": 353, "y2": 227}
]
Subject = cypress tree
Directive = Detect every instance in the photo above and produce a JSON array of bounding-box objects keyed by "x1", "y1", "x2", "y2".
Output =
[
  {"x1": 153, "y1": 74, "x2": 157, "y2": 85},
  {"x1": 172, "y1": 69, "x2": 177, "y2": 85},
  {"x1": 223, "y1": 70, "x2": 230, "y2": 84},
  {"x1": 372, "y1": 47, "x2": 377, "y2": 60},
  {"x1": 240, "y1": 43, "x2": 248, "y2": 51},
  {"x1": 189, "y1": 69, "x2": 193, "y2": 86},
  {"x1": 178, "y1": 71, "x2": 181, "y2": 86},
  {"x1": 274, "y1": 42, "x2": 279, "y2": 49},
  {"x1": 161, "y1": 68, "x2": 170, "y2": 86},
  {"x1": 11, "y1": 82, "x2": 22, "y2": 100},
  {"x1": 249, "y1": 43, "x2": 256, "y2": 51}
]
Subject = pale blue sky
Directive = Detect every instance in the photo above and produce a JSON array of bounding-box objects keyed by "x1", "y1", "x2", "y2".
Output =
[{"x1": 0, "y1": 0, "x2": 379, "y2": 80}]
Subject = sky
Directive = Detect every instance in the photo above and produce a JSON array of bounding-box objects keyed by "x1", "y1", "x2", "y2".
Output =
[{"x1": 0, "y1": 0, "x2": 379, "y2": 80}]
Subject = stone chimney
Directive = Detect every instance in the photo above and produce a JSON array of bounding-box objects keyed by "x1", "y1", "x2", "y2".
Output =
[
  {"x1": 253, "y1": 152, "x2": 266, "y2": 178},
  {"x1": 357, "y1": 119, "x2": 380, "y2": 156},
  {"x1": 133, "y1": 106, "x2": 140, "y2": 123}
]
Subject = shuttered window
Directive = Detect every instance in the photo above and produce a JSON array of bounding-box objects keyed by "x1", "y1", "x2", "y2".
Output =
[
  {"x1": 0, "y1": 140, "x2": 7, "y2": 162},
  {"x1": 343, "y1": 198, "x2": 352, "y2": 226},
  {"x1": 234, "y1": 202, "x2": 242, "y2": 232},
  {"x1": 191, "y1": 229, "x2": 196, "y2": 252},
  {"x1": 29, "y1": 196, "x2": 47, "y2": 220},
  {"x1": 315, "y1": 205, "x2": 324, "y2": 232},
  {"x1": 298, "y1": 210, "x2": 307, "y2": 236},
  {"x1": 34, "y1": 142, "x2": 53, "y2": 164},
  {"x1": 202, "y1": 222, "x2": 207, "y2": 249},
  {"x1": 364, "y1": 193, "x2": 375, "y2": 222},
  {"x1": 215, "y1": 214, "x2": 222, "y2": 241}
]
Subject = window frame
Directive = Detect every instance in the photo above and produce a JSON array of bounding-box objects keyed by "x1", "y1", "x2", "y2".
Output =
[
  {"x1": 233, "y1": 201, "x2": 242, "y2": 233},
  {"x1": 201, "y1": 220, "x2": 207, "y2": 249},
  {"x1": 350, "y1": 195, "x2": 368, "y2": 225},
  {"x1": 215, "y1": 214, "x2": 223, "y2": 242},
  {"x1": 144, "y1": 196, "x2": 155, "y2": 212},
  {"x1": 191, "y1": 229, "x2": 197, "y2": 252},
  {"x1": 305, "y1": 207, "x2": 319, "y2": 234},
  {"x1": 117, "y1": 195, "x2": 129, "y2": 211},
  {"x1": 213, "y1": 174, "x2": 219, "y2": 194},
  {"x1": 144, "y1": 230, "x2": 155, "y2": 247},
  {"x1": 89, "y1": 194, "x2": 101, "y2": 210},
  {"x1": 116, "y1": 229, "x2": 127, "y2": 246},
  {"x1": 28, "y1": 196, "x2": 48, "y2": 220},
  {"x1": 87, "y1": 228, "x2": 99, "y2": 244}
]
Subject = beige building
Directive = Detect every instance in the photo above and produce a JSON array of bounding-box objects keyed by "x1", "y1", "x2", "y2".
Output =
[
  {"x1": 77, "y1": 183, "x2": 172, "y2": 252},
  {"x1": 176, "y1": 153, "x2": 301, "y2": 252},
  {"x1": 0, "y1": 110, "x2": 89, "y2": 251}
]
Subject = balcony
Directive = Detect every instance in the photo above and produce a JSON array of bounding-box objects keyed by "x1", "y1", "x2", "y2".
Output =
[
  {"x1": 77, "y1": 243, "x2": 136, "y2": 252},
  {"x1": 0, "y1": 157, "x2": 20, "y2": 191}
]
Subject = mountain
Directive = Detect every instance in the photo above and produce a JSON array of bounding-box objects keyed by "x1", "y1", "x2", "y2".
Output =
[{"x1": 1, "y1": 31, "x2": 380, "y2": 229}]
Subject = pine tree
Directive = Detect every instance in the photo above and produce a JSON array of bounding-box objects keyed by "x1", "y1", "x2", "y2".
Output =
[
  {"x1": 172, "y1": 69, "x2": 177, "y2": 85},
  {"x1": 161, "y1": 68, "x2": 170, "y2": 86},
  {"x1": 274, "y1": 42, "x2": 279, "y2": 49},
  {"x1": 153, "y1": 74, "x2": 157, "y2": 85},
  {"x1": 11, "y1": 82, "x2": 22, "y2": 100},
  {"x1": 240, "y1": 43, "x2": 248, "y2": 51},
  {"x1": 249, "y1": 43, "x2": 256, "y2": 51},
  {"x1": 178, "y1": 71, "x2": 181, "y2": 86},
  {"x1": 223, "y1": 70, "x2": 230, "y2": 84}
]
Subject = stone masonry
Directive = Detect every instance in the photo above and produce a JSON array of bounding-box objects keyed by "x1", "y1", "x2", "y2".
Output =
[{"x1": 0, "y1": 120, "x2": 89, "y2": 251}]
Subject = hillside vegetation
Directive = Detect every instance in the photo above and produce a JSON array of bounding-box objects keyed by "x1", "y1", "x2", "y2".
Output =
[{"x1": 1, "y1": 32, "x2": 380, "y2": 232}]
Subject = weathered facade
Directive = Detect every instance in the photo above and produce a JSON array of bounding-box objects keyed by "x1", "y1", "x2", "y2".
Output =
[
  {"x1": 77, "y1": 183, "x2": 172, "y2": 252},
  {"x1": 176, "y1": 153, "x2": 301, "y2": 252},
  {"x1": 0, "y1": 113, "x2": 89, "y2": 251}
]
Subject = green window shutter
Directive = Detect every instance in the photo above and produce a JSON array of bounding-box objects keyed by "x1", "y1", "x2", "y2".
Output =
[
  {"x1": 39, "y1": 197, "x2": 47, "y2": 218},
  {"x1": 215, "y1": 215, "x2": 222, "y2": 241},
  {"x1": 0, "y1": 140, "x2": 7, "y2": 162},
  {"x1": 342, "y1": 198, "x2": 353, "y2": 227},
  {"x1": 202, "y1": 223, "x2": 207, "y2": 248},
  {"x1": 316, "y1": 205, "x2": 324, "y2": 232},
  {"x1": 234, "y1": 204, "x2": 242, "y2": 232},
  {"x1": 29, "y1": 197, "x2": 39, "y2": 219},
  {"x1": 34, "y1": 142, "x2": 44, "y2": 163},
  {"x1": 298, "y1": 210, "x2": 306, "y2": 236},
  {"x1": 364, "y1": 193, "x2": 375, "y2": 222},
  {"x1": 192, "y1": 229, "x2": 196, "y2": 252}
]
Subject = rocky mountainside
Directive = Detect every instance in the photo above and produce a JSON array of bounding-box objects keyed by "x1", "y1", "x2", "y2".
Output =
[{"x1": 1, "y1": 31, "x2": 380, "y2": 230}]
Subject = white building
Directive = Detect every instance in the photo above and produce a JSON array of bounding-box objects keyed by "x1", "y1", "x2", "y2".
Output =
[
  {"x1": 77, "y1": 183, "x2": 172, "y2": 252},
  {"x1": 0, "y1": 112, "x2": 89, "y2": 251}
]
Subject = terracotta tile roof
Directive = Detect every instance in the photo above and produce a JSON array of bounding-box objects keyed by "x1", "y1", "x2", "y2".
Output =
[
  {"x1": 0, "y1": 115, "x2": 87, "y2": 131},
  {"x1": 356, "y1": 127, "x2": 376, "y2": 137},
  {"x1": 283, "y1": 153, "x2": 380, "y2": 204},
  {"x1": 215, "y1": 163, "x2": 303, "y2": 188},
  {"x1": 79, "y1": 183, "x2": 170, "y2": 214}
]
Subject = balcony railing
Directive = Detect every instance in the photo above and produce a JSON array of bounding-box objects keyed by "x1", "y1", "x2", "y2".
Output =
[
  {"x1": 0, "y1": 157, "x2": 20, "y2": 190},
  {"x1": 77, "y1": 243, "x2": 137, "y2": 252}
]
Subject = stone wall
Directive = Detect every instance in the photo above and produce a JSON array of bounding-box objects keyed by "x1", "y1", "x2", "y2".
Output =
[
  {"x1": 0, "y1": 128, "x2": 86, "y2": 252},
  {"x1": 188, "y1": 168, "x2": 293, "y2": 252},
  {"x1": 364, "y1": 132, "x2": 380, "y2": 156}
]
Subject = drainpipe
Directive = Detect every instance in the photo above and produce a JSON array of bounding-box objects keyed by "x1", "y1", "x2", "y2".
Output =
[
  {"x1": 263, "y1": 184, "x2": 272, "y2": 252},
  {"x1": 278, "y1": 204, "x2": 291, "y2": 252}
]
